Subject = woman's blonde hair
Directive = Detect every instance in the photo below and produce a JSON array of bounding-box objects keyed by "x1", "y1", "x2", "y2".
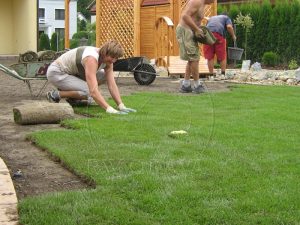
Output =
[{"x1": 99, "y1": 40, "x2": 124, "y2": 59}]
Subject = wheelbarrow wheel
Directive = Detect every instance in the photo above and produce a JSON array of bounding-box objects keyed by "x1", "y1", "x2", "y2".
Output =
[{"x1": 133, "y1": 63, "x2": 156, "y2": 85}]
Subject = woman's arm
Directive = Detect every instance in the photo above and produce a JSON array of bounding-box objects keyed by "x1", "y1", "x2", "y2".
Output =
[
  {"x1": 83, "y1": 56, "x2": 110, "y2": 110},
  {"x1": 105, "y1": 62, "x2": 123, "y2": 106}
]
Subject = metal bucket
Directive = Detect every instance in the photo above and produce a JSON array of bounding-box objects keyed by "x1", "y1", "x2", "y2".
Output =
[{"x1": 228, "y1": 47, "x2": 244, "y2": 60}]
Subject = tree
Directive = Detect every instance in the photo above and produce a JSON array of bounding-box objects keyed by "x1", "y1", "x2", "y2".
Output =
[
  {"x1": 87, "y1": 22, "x2": 96, "y2": 46},
  {"x1": 250, "y1": 1, "x2": 271, "y2": 61},
  {"x1": 50, "y1": 33, "x2": 58, "y2": 51},
  {"x1": 234, "y1": 12, "x2": 254, "y2": 59},
  {"x1": 228, "y1": 5, "x2": 240, "y2": 51},
  {"x1": 78, "y1": 19, "x2": 87, "y2": 31},
  {"x1": 77, "y1": 0, "x2": 91, "y2": 19},
  {"x1": 39, "y1": 33, "x2": 50, "y2": 51}
]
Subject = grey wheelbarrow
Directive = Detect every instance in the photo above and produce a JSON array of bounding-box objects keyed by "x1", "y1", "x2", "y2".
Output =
[
  {"x1": 0, "y1": 61, "x2": 50, "y2": 97},
  {"x1": 0, "y1": 56, "x2": 157, "y2": 99}
]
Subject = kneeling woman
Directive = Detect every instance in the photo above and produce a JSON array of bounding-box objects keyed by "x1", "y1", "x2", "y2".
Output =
[{"x1": 46, "y1": 40, "x2": 136, "y2": 114}]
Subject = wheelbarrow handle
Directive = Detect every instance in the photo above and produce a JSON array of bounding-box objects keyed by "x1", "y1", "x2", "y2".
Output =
[
  {"x1": 131, "y1": 69, "x2": 157, "y2": 76},
  {"x1": 0, "y1": 64, "x2": 23, "y2": 80}
]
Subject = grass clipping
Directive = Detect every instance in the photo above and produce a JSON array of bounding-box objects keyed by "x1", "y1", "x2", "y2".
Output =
[{"x1": 168, "y1": 130, "x2": 188, "y2": 138}]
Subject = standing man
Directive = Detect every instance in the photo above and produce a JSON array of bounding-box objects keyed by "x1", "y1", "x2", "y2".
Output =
[
  {"x1": 176, "y1": 0, "x2": 214, "y2": 94},
  {"x1": 46, "y1": 40, "x2": 136, "y2": 114},
  {"x1": 203, "y1": 14, "x2": 236, "y2": 76}
]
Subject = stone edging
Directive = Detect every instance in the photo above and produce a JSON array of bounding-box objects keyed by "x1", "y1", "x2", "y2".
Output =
[
  {"x1": 0, "y1": 158, "x2": 18, "y2": 225},
  {"x1": 214, "y1": 69, "x2": 300, "y2": 86}
]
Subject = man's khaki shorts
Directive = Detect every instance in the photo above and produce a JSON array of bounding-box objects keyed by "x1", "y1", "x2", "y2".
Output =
[{"x1": 176, "y1": 25, "x2": 200, "y2": 61}]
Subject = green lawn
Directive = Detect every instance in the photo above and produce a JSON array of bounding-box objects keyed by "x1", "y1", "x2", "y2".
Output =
[{"x1": 19, "y1": 85, "x2": 300, "y2": 225}]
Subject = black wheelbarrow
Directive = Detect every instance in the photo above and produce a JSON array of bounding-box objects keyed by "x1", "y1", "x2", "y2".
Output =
[{"x1": 113, "y1": 57, "x2": 157, "y2": 85}]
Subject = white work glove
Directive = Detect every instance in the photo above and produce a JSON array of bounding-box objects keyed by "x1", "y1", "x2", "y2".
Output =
[
  {"x1": 106, "y1": 106, "x2": 127, "y2": 115},
  {"x1": 118, "y1": 103, "x2": 137, "y2": 113}
]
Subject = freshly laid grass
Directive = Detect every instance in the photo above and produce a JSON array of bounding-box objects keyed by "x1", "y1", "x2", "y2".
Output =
[{"x1": 19, "y1": 85, "x2": 300, "y2": 225}]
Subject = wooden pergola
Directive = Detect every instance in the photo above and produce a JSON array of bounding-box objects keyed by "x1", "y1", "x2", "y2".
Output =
[
  {"x1": 64, "y1": 0, "x2": 217, "y2": 75},
  {"x1": 64, "y1": 0, "x2": 216, "y2": 53},
  {"x1": 65, "y1": 0, "x2": 140, "y2": 52}
]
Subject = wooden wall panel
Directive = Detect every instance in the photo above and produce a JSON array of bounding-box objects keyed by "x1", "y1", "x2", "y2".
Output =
[
  {"x1": 155, "y1": 5, "x2": 173, "y2": 61},
  {"x1": 140, "y1": 7, "x2": 156, "y2": 58}
]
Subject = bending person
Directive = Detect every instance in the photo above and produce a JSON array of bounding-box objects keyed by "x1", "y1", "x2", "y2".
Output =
[
  {"x1": 203, "y1": 14, "x2": 236, "y2": 76},
  {"x1": 46, "y1": 40, "x2": 136, "y2": 114}
]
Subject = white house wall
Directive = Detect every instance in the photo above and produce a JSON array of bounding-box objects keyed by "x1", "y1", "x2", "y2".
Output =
[
  {"x1": 39, "y1": 0, "x2": 77, "y2": 39},
  {"x1": 91, "y1": 15, "x2": 96, "y2": 24}
]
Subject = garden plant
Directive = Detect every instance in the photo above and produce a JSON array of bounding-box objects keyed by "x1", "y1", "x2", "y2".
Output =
[{"x1": 234, "y1": 12, "x2": 254, "y2": 60}]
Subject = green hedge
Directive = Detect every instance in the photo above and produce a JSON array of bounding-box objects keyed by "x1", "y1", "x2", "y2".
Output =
[
  {"x1": 219, "y1": 0, "x2": 300, "y2": 65},
  {"x1": 72, "y1": 31, "x2": 89, "y2": 40}
]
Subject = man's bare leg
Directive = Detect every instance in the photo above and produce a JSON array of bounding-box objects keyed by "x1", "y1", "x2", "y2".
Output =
[
  {"x1": 207, "y1": 59, "x2": 214, "y2": 74},
  {"x1": 191, "y1": 60, "x2": 206, "y2": 94},
  {"x1": 220, "y1": 59, "x2": 226, "y2": 74},
  {"x1": 190, "y1": 60, "x2": 200, "y2": 82},
  {"x1": 180, "y1": 62, "x2": 193, "y2": 93}
]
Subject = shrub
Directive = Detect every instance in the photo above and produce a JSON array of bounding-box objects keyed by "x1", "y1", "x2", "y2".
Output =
[
  {"x1": 262, "y1": 51, "x2": 280, "y2": 67},
  {"x1": 214, "y1": 63, "x2": 221, "y2": 69},
  {"x1": 234, "y1": 12, "x2": 254, "y2": 59},
  {"x1": 87, "y1": 32, "x2": 96, "y2": 46},
  {"x1": 72, "y1": 31, "x2": 89, "y2": 40},
  {"x1": 288, "y1": 59, "x2": 298, "y2": 70},
  {"x1": 50, "y1": 33, "x2": 58, "y2": 51},
  {"x1": 235, "y1": 63, "x2": 243, "y2": 69},
  {"x1": 39, "y1": 33, "x2": 50, "y2": 51},
  {"x1": 59, "y1": 38, "x2": 65, "y2": 51},
  {"x1": 78, "y1": 19, "x2": 87, "y2": 31},
  {"x1": 70, "y1": 39, "x2": 79, "y2": 49}
]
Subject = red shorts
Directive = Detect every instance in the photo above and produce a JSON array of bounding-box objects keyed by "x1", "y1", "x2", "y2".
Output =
[{"x1": 203, "y1": 32, "x2": 227, "y2": 61}]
